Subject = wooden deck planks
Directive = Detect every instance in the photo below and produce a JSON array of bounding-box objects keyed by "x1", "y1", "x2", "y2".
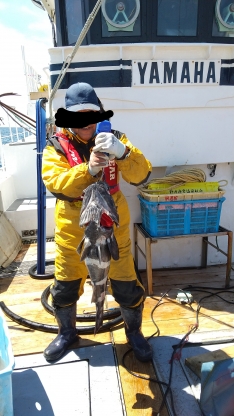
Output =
[
  {"x1": 114, "y1": 343, "x2": 169, "y2": 416},
  {"x1": 1, "y1": 242, "x2": 234, "y2": 416}
]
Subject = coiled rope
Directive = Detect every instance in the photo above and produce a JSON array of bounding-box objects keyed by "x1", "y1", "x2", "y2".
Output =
[{"x1": 141, "y1": 168, "x2": 207, "y2": 193}]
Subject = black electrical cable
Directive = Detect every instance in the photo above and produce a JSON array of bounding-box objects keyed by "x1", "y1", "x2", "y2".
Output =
[
  {"x1": 159, "y1": 285, "x2": 234, "y2": 414},
  {"x1": 194, "y1": 291, "x2": 234, "y2": 333},
  {"x1": 196, "y1": 290, "x2": 234, "y2": 307},
  {"x1": 121, "y1": 290, "x2": 180, "y2": 415},
  {"x1": 157, "y1": 323, "x2": 198, "y2": 416},
  {"x1": 180, "y1": 284, "x2": 234, "y2": 327},
  {"x1": 183, "y1": 284, "x2": 234, "y2": 291},
  {"x1": 122, "y1": 347, "x2": 178, "y2": 416},
  {"x1": 121, "y1": 282, "x2": 234, "y2": 415},
  {"x1": 150, "y1": 290, "x2": 197, "y2": 415}
]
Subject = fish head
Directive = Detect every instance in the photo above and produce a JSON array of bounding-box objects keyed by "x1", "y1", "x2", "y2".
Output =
[{"x1": 79, "y1": 181, "x2": 119, "y2": 228}]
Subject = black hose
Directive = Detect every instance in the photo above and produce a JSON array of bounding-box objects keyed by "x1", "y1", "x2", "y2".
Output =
[
  {"x1": 0, "y1": 301, "x2": 58, "y2": 333},
  {"x1": 14, "y1": 258, "x2": 124, "y2": 333},
  {"x1": 0, "y1": 301, "x2": 123, "y2": 334},
  {"x1": 28, "y1": 260, "x2": 55, "y2": 279},
  {"x1": 41, "y1": 284, "x2": 122, "y2": 322}
]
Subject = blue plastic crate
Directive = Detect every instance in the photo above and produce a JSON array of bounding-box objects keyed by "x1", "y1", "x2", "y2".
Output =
[{"x1": 138, "y1": 195, "x2": 225, "y2": 237}]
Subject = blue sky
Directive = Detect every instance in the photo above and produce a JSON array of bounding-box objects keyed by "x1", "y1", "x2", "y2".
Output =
[
  {"x1": 0, "y1": 0, "x2": 53, "y2": 113},
  {"x1": 0, "y1": 0, "x2": 51, "y2": 43}
]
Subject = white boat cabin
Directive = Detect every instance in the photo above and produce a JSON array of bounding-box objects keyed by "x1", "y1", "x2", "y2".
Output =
[{"x1": 1, "y1": 0, "x2": 234, "y2": 270}]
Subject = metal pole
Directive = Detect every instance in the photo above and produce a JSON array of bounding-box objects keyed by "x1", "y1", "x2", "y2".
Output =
[{"x1": 36, "y1": 98, "x2": 47, "y2": 274}]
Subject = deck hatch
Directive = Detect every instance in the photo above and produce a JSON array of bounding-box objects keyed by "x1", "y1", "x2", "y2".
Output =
[
  {"x1": 12, "y1": 344, "x2": 125, "y2": 416},
  {"x1": 12, "y1": 360, "x2": 90, "y2": 416}
]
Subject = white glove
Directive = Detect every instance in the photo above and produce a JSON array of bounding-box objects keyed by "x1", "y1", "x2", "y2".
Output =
[
  {"x1": 93, "y1": 133, "x2": 126, "y2": 159},
  {"x1": 88, "y1": 151, "x2": 109, "y2": 176}
]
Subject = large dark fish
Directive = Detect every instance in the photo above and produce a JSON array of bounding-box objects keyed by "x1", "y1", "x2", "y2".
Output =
[{"x1": 77, "y1": 181, "x2": 119, "y2": 334}]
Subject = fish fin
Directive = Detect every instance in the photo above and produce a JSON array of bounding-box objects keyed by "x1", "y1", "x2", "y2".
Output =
[
  {"x1": 107, "y1": 234, "x2": 119, "y2": 261},
  {"x1": 80, "y1": 205, "x2": 101, "y2": 227},
  {"x1": 80, "y1": 244, "x2": 92, "y2": 261},
  {"x1": 77, "y1": 237, "x2": 85, "y2": 255},
  {"x1": 78, "y1": 240, "x2": 92, "y2": 261},
  {"x1": 97, "y1": 244, "x2": 102, "y2": 264}
]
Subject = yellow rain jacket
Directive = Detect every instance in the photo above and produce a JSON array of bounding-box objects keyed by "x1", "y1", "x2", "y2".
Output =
[{"x1": 42, "y1": 129, "x2": 152, "y2": 307}]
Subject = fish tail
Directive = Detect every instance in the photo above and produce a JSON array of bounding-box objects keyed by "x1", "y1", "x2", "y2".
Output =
[
  {"x1": 91, "y1": 285, "x2": 97, "y2": 303},
  {"x1": 91, "y1": 280, "x2": 107, "y2": 304},
  {"x1": 92, "y1": 283, "x2": 106, "y2": 334},
  {"x1": 94, "y1": 300, "x2": 104, "y2": 335}
]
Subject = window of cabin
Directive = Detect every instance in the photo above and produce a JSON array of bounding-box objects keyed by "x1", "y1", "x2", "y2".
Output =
[
  {"x1": 65, "y1": 0, "x2": 85, "y2": 45},
  {"x1": 157, "y1": 0, "x2": 199, "y2": 36},
  {"x1": 55, "y1": 0, "x2": 234, "y2": 46}
]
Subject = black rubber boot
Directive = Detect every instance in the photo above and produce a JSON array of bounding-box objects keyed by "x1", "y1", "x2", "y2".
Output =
[
  {"x1": 43, "y1": 303, "x2": 78, "y2": 361},
  {"x1": 120, "y1": 303, "x2": 152, "y2": 362}
]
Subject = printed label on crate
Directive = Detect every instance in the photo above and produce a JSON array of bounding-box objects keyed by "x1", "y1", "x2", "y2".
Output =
[
  {"x1": 147, "y1": 182, "x2": 219, "y2": 195},
  {"x1": 164, "y1": 195, "x2": 179, "y2": 201},
  {"x1": 169, "y1": 188, "x2": 204, "y2": 194}
]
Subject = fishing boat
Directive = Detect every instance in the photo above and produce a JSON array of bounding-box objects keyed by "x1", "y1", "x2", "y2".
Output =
[{"x1": 1, "y1": 1, "x2": 234, "y2": 415}]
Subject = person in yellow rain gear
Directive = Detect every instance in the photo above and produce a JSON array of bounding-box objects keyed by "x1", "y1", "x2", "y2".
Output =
[{"x1": 42, "y1": 82, "x2": 152, "y2": 362}]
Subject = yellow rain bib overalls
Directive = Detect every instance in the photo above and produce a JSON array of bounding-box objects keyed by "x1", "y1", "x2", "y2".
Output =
[{"x1": 42, "y1": 128, "x2": 152, "y2": 308}]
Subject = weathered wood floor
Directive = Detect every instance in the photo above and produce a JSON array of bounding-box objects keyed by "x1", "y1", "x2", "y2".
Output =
[{"x1": 1, "y1": 241, "x2": 234, "y2": 416}]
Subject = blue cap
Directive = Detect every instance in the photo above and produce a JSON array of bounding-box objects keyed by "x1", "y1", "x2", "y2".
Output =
[{"x1": 65, "y1": 82, "x2": 100, "y2": 112}]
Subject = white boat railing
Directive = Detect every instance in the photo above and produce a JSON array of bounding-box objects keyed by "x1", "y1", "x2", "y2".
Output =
[
  {"x1": 0, "y1": 127, "x2": 36, "y2": 174},
  {"x1": 0, "y1": 128, "x2": 34, "y2": 143}
]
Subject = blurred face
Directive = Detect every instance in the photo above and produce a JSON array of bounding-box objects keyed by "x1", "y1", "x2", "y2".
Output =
[{"x1": 71, "y1": 110, "x2": 97, "y2": 142}]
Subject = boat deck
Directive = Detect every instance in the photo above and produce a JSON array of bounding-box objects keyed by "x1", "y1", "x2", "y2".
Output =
[{"x1": 1, "y1": 241, "x2": 234, "y2": 415}]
